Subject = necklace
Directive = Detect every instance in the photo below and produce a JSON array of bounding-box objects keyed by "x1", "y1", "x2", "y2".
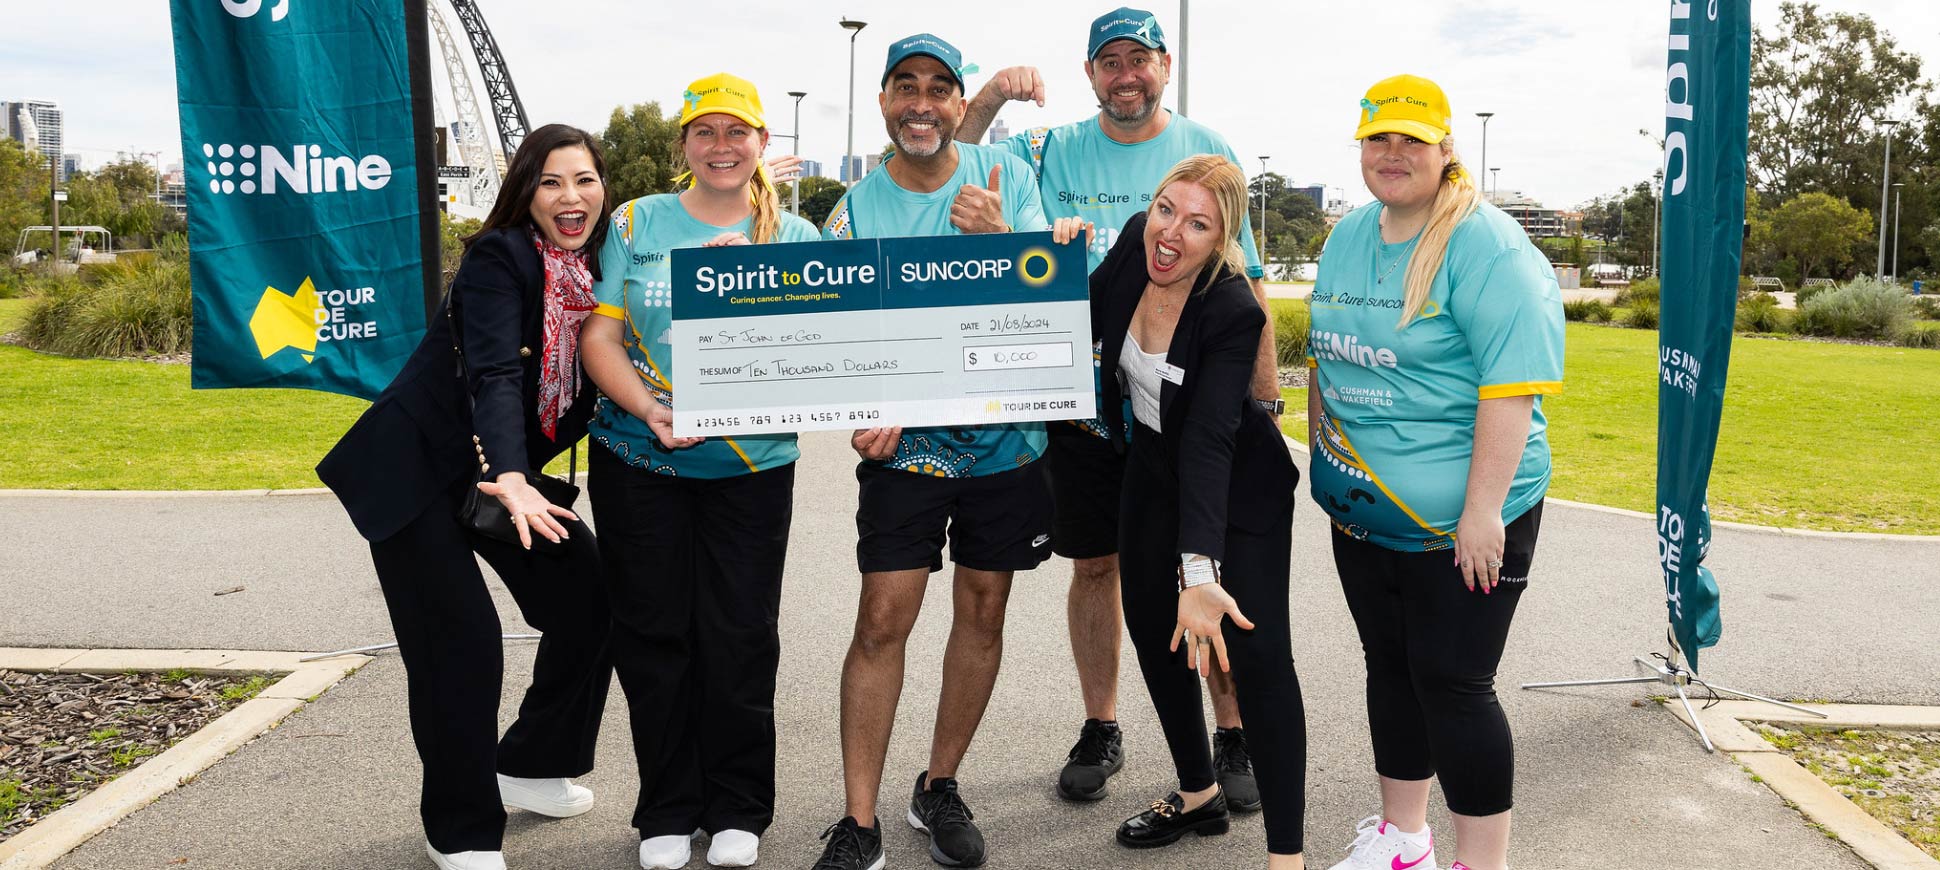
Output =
[
  {"x1": 1150, "y1": 285, "x2": 1188, "y2": 315},
  {"x1": 1374, "y1": 246, "x2": 1408, "y2": 285}
]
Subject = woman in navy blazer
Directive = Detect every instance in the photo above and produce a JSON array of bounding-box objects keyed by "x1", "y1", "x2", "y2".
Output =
[
  {"x1": 316, "y1": 124, "x2": 615, "y2": 870},
  {"x1": 1066, "y1": 155, "x2": 1307, "y2": 868}
]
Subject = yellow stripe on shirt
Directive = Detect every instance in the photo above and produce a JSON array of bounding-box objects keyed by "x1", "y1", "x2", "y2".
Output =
[
  {"x1": 1477, "y1": 381, "x2": 1564, "y2": 400},
  {"x1": 593, "y1": 302, "x2": 625, "y2": 320}
]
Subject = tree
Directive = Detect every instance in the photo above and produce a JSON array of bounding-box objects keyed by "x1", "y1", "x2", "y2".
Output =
[
  {"x1": 600, "y1": 102, "x2": 683, "y2": 205},
  {"x1": 796, "y1": 175, "x2": 845, "y2": 227},
  {"x1": 1750, "y1": 2, "x2": 1928, "y2": 202},
  {"x1": 60, "y1": 159, "x2": 170, "y2": 247},
  {"x1": 0, "y1": 139, "x2": 46, "y2": 257},
  {"x1": 1769, "y1": 191, "x2": 1874, "y2": 280}
]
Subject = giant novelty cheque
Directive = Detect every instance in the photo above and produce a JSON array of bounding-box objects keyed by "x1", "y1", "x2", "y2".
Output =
[{"x1": 670, "y1": 232, "x2": 1094, "y2": 438}]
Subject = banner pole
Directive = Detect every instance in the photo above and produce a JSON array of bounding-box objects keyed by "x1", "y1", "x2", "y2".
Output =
[{"x1": 406, "y1": 0, "x2": 441, "y2": 324}]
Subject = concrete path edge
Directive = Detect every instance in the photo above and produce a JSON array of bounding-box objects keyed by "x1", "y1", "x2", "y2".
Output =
[{"x1": 0, "y1": 649, "x2": 374, "y2": 870}]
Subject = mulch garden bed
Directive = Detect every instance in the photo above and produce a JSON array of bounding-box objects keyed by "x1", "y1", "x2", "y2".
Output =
[
  {"x1": 0, "y1": 669, "x2": 272, "y2": 842},
  {"x1": 1754, "y1": 722, "x2": 1940, "y2": 859}
]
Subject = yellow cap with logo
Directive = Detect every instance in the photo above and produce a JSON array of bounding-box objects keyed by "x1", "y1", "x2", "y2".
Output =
[
  {"x1": 679, "y1": 72, "x2": 766, "y2": 129},
  {"x1": 1353, "y1": 74, "x2": 1453, "y2": 144}
]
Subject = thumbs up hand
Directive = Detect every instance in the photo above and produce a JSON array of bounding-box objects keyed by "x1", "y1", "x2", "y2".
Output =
[{"x1": 950, "y1": 165, "x2": 1011, "y2": 235}]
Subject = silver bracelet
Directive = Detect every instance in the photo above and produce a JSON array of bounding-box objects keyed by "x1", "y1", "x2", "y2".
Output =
[{"x1": 1177, "y1": 559, "x2": 1220, "y2": 592}]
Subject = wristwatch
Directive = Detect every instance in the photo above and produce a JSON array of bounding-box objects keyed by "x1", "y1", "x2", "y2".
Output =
[{"x1": 1256, "y1": 398, "x2": 1285, "y2": 415}]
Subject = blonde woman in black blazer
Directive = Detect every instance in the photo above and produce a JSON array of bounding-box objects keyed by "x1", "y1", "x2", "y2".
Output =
[
  {"x1": 317, "y1": 125, "x2": 616, "y2": 870},
  {"x1": 1063, "y1": 154, "x2": 1306, "y2": 868}
]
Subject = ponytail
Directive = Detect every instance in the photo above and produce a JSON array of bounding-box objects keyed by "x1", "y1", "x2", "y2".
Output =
[
  {"x1": 749, "y1": 162, "x2": 781, "y2": 244},
  {"x1": 1397, "y1": 144, "x2": 1482, "y2": 327}
]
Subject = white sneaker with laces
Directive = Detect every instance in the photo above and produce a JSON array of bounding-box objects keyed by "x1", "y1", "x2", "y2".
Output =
[
  {"x1": 639, "y1": 833, "x2": 693, "y2": 870},
  {"x1": 706, "y1": 828, "x2": 760, "y2": 867},
  {"x1": 496, "y1": 774, "x2": 595, "y2": 818},
  {"x1": 1326, "y1": 815, "x2": 1437, "y2": 870},
  {"x1": 425, "y1": 841, "x2": 507, "y2": 870}
]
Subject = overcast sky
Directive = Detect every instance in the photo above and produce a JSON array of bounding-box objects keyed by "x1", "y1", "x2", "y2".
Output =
[{"x1": 6, "y1": 0, "x2": 1937, "y2": 209}]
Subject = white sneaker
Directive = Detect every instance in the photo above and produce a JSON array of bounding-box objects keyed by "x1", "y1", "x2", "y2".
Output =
[
  {"x1": 425, "y1": 841, "x2": 507, "y2": 870},
  {"x1": 1326, "y1": 815, "x2": 1438, "y2": 870},
  {"x1": 706, "y1": 829, "x2": 760, "y2": 867},
  {"x1": 497, "y1": 773, "x2": 595, "y2": 818},
  {"x1": 639, "y1": 833, "x2": 693, "y2": 870}
]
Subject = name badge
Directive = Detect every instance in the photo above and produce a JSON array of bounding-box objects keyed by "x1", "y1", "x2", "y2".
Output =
[{"x1": 1155, "y1": 362, "x2": 1185, "y2": 384}]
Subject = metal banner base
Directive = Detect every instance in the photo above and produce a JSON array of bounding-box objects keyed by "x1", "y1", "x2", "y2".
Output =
[
  {"x1": 300, "y1": 633, "x2": 540, "y2": 663},
  {"x1": 1522, "y1": 649, "x2": 1827, "y2": 753}
]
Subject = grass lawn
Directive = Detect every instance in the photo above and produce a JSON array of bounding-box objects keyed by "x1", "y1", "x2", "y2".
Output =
[{"x1": 1279, "y1": 312, "x2": 1940, "y2": 534}]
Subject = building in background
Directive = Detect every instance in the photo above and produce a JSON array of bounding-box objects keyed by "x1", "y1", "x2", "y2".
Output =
[
  {"x1": 840, "y1": 154, "x2": 866, "y2": 183},
  {"x1": 801, "y1": 158, "x2": 824, "y2": 179},
  {"x1": 2, "y1": 99, "x2": 65, "y2": 181},
  {"x1": 988, "y1": 118, "x2": 1009, "y2": 144},
  {"x1": 62, "y1": 153, "x2": 80, "y2": 179},
  {"x1": 864, "y1": 153, "x2": 884, "y2": 175},
  {"x1": 1490, "y1": 190, "x2": 1566, "y2": 237},
  {"x1": 1293, "y1": 184, "x2": 1324, "y2": 210}
]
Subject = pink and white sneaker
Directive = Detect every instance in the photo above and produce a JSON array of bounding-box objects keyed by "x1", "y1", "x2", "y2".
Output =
[{"x1": 1325, "y1": 815, "x2": 1438, "y2": 870}]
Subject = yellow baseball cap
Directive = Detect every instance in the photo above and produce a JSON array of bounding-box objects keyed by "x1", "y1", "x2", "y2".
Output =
[
  {"x1": 679, "y1": 72, "x2": 766, "y2": 129},
  {"x1": 1354, "y1": 74, "x2": 1453, "y2": 143}
]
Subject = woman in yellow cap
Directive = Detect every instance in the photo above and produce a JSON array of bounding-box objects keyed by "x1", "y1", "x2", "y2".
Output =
[
  {"x1": 1308, "y1": 75, "x2": 1564, "y2": 870},
  {"x1": 579, "y1": 72, "x2": 821, "y2": 870}
]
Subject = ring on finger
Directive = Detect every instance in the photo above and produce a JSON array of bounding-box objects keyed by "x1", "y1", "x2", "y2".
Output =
[{"x1": 1487, "y1": 559, "x2": 1504, "y2": 569}]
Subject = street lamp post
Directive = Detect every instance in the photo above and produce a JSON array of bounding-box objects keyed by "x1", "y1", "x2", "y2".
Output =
[
  {"x1": 1877, "y1": 118, "x2": 1899, "y2": 278},
  {"x1": 1475, "y1": 112, "x2": 1493, "y2": 199},
  {"x1": 1651, "y1": 169, "x2": 1663, "y2": 276},
  {"x1": 1893, "y1": 181, "x2": 1905, "y2": 281},
  {"x1": 1257, "y1": 155, "x2": 1270, "y2": 277},
  {"x1": 840, "y1": 18, "x2": 867, "y2": 187},
  {"x1": 1178, "y1": 1, "x2": 1190, "y2": 116},
  {"x1": 1489, "y1": 167, "x2": 1500, "y2": 203},
  {"x1": 787, "y1": 90, "x2": 807, "y2": 215}
]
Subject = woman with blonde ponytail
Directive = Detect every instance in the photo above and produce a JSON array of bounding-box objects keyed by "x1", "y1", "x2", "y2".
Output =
[
  {"x1": 1308, "y1": 75, "x2": 1565, "y2": 870},
  {"x1": 578, "y1": 72, "x2": 820, "y2": 870}
]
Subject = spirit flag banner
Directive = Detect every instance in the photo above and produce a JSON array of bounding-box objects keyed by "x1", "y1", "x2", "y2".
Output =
[
  {"x1": 170, "y1": 0, "x2": 437, "y2": 398},
  {"x1": 1656, "y1": 0, "x2": 1750, "y2": 671}
]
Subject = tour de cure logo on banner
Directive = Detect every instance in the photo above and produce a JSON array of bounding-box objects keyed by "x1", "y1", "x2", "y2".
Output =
[
  {"x1": 171, "y1": 0, "x2": 428, "y2": 398},
  {"x1": 1656, "y1": 0, "x2": 1750, "y2": 671}
]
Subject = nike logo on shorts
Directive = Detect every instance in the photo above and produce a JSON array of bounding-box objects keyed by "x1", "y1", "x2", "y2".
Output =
[{"x1": 1032, "y1": 534, "x2": 1050, "y2": 548}]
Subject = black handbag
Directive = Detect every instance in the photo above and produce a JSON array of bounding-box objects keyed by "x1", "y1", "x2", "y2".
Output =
[{"x1": 446, "y1": 287, "x2": 580, "y2": 552}]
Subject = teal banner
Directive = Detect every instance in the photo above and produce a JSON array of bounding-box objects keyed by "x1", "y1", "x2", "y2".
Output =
[
  {"x1": 1656, "y1": 0, "x2": 1750, "y2": 671},
  {"x1": 170, "y1": 0, "x2": 435, "y2": 398}
]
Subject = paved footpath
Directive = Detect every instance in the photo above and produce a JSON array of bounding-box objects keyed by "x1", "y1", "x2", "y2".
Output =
[{"x1": 5, "y1": 431, "x2": 1938, "y2": 869}]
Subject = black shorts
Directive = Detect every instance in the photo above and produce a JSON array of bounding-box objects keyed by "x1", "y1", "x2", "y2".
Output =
[
  {"x1": 1045, "y1": 428, "x2": 1124, "y2": 560},
  {"x1": 855, "y1": 461, "x2": 1054, "y2": 574}
]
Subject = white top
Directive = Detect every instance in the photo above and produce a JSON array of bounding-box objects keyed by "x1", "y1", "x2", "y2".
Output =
[{"x1": 1120, "y1": 331, "x2": 1166, "y2": 433}]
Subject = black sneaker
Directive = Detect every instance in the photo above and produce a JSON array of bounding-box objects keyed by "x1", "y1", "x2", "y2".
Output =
[
  {"x1": 1212, "y1": 727, "x2": 1262, "y2": 814},
  {"x1": 1056, "y1": 718, "x2": 1124, "y2": 801},
  {"x1": 906, "y1": 771, "x2": 986, "y2": 867},
  {"x1": 1115, "y1": 789, "x2": 1230, "y2": 848},
  {"x1": 811, "y1": 816, "x2": 884, "y2": 870}
]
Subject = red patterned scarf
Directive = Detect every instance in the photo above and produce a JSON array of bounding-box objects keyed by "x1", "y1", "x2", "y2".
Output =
[{"x1": 531, "y1": 230, "x2": 596, "y2": 439}]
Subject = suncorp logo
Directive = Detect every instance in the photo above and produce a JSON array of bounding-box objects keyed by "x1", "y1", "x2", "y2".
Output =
[
  {"x1": 200, "y1": 142, "x2": 392, "y2": 196},
  {"x1": 1309, "y1": 329, "x2": 1399, "y2": 369},
  {"x1": 222, "y1": 0, "x2": 289, "y2": 21}
]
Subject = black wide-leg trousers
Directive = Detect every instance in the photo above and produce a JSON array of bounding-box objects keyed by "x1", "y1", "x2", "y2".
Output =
[
  {"x1": 589, "y1": 446, "x2": 796, "y2": 839},
  {"x1": 368, "y1": 477, "x2": 613, "y2": 853},
  {"x1": 1118, "y1": 427, "x2": 1308, "y2": 855}
]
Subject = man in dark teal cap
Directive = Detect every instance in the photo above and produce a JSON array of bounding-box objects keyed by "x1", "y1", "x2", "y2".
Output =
[{"x1": 954, "y1": 5, "x2": 1276, "y2": 818}]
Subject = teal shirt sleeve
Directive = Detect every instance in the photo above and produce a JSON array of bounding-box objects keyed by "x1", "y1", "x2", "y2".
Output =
[
  {"x1": 822, "y1": 192, "x2": 856, "y2": 240},
  {"x1": 1002, "y1": 154, "x2": 1048, "y2": 232},
  {"x1": 777, "y1": 211, "x2": 822, "y2": 243},
  {"x1": 593, "y1": 202, "x2": 634, "y2": 311},
  {"x1": 1447, "y1": 243, "x2": 1566, "y2": 399},
  {"x1": 992, "y1": 130, "x2": 1034, "y2": 165}
]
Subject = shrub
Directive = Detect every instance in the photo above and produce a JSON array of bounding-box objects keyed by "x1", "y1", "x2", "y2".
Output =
[
  {"x1": 1273, "y1": 301, "x2": 1310, "y2": 367},
  {"x1": 1735, "y1": 292, "x2": 1793, "y2": 333},
  {"x1": 1795, "y1": 277, "x2": 1910, "y2": 340},
  {"x1": 18, "y1": 252, "x2": 192, "y2": 357},
  {"x1": 1894, "y1": 320, "x2": 1940, "y2": 349},
  {"x1": 1563, "y1": 298, "x2": 1612, "y2": 323},
  {"x1": 1613, "y1": 277, "x2": 1661, "y2": 309},
  {"x1": 1912, "y1": 295, "x2": 1940, "y2": 321},
  {"x1": 1622, "y1": 303, "x2": 1659, "y2": 330},
  {"x1": 1794, "y1": 282, "x2": 1830, "y2": 307}
]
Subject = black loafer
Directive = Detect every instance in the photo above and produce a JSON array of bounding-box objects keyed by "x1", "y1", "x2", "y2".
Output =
[{"x1": 1114, "y1": 790, "x2": 1230, "y2": 849}]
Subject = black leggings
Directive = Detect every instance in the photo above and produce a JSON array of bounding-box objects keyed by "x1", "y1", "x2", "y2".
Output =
[
  {"x1": 589, "y1": 446, "x2": 796, "y2": 838},
  {"x1": 1330, "y1": 504, "x2": 1543, "y2": 817},
  {"x1": 1119, "y1": 428, "x2": 1306, "y2": 855}
]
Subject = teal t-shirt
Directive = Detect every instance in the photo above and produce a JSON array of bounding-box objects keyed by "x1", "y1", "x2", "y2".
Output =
[
  {"x1": 1306, "y1": 201, "x2": 1565, "y2": 552},
  {"x1": 823, "y1": 142, "x2": 1050, "y2": 478},
  {"x1": 588, "y1": 193, "x2": 821, "y2": 478},
  {"x1": 995, "y1": 112, "x2": 1265, "y2": 441}
]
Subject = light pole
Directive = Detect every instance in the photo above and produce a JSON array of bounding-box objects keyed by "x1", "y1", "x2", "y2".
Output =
[
  {"x1": 1489, "y1": 167, "x2": 1500, "y2": 203},
  {"x1": 1178, "y1": 1, "x2": 1190, "y2": 116},
  {"x1": 787, "y1": 90, "x2": 807, "y2": 215},
  {"x1": 1651, "y1": 169, "x2": 1664, "y2": 276},
  {"x1": 1893, "y1": 181, "x2": 1905, "y2": 281},
  {"x1": 840, "y1": 18, "x2": 867, "y2": 187},
  {"x1": 1877, "y1": 118, "x2": 1899, "y2": 278},
  {"x1": 1475, "y1": 111, "x2": 1493, "y2": 199},
  {"x1": 1257, "y1": 155, "x2": 1270, "y2": 277}
]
